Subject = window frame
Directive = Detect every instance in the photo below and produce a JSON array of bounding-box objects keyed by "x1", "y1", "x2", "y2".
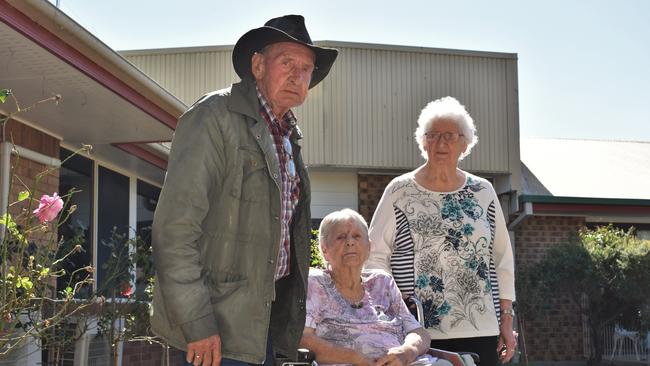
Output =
[{"x1": 60, "y1": 145, "x2": 161, "y2": 296}]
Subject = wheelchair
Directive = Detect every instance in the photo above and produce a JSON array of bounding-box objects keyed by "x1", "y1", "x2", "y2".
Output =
[
  {"x1": 278, "y1": 347, "x2": 477, "y2": 366},
  {"x1": 407, "y1": 296, "x2": 480, "y2": 366},
  {"x1": 278, "y1": 296, "x2": 479, "y2": 366}
]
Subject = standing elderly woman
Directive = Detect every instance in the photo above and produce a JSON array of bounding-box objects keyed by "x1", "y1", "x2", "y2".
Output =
[
  {"x1": 300, "y1": 209, "x2": 448, "y2": 366},
  {"x1": 366, "y1": 97, "x2": 516, "y2": 365}
]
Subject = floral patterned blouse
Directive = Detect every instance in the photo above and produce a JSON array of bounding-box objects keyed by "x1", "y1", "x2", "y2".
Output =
[
  {"x1": 305, "y1": 268, "x2": 425, "y2": 363},
  {"x1": 367, "y1": 172, "x2": 515, "y2": 340}
]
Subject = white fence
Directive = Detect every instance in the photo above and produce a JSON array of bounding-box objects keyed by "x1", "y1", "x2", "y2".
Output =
[{"x1": 583, "y1": 322, "x2": 650, "y2": 364}]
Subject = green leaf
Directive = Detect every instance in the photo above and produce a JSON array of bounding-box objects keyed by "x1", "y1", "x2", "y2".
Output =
[
  {"x1": 0, "y1": 212, "x2": 12, "y2": 226},
  {"x1": 20, "y1": 277, "x2": 33, "y2": 290},
  {"x1": 17, "y1": 190, "x2": 30, "y2": 202},
  {"x1": 0, "y1": 89, "x2": 11, "y2": 103},
  {"x1": 1, "y1": 213, "x2": 26, "y2": 244}
]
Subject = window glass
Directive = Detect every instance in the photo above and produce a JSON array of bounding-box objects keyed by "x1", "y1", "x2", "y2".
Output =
[
  {"x1": 97, "y1": 166, "x2": 129, "y2": 296},
  {"x1": 637, "y1": 230, "x2": 650, "y2": 240},
  {"x1": 58, "y1": 148, "x2": 93, "y2": 297},
  {"x1": 135, "y1": 180, "x2": 160, "y2": 298}
]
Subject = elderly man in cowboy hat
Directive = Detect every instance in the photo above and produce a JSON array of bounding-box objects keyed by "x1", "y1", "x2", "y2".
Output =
[{"x1": 150, "y1": 15, "x2": 338, "y2": 366}]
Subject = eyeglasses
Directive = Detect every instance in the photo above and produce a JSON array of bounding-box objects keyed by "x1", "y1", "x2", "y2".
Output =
[
  {"x1": 282, "y1": 136, "x2": 297, "y2": 178},
  {"x1": 424, "y1": 131, "x2": 465, "y2": 143}
]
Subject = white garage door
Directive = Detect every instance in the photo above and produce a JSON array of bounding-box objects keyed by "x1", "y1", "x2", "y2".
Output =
[{"x1": 309, "y1": 169, "x2": 358, "y2": 219}]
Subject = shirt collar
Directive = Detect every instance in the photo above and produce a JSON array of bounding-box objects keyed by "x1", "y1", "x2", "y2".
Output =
[{"x1": 256, "y1": 86, "x2": 297, "y2": 133}]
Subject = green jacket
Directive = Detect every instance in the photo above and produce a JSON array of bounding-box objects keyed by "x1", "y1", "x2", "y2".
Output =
[{"x1": 150, "y1": 78, "x2": 312, "y2": 363}]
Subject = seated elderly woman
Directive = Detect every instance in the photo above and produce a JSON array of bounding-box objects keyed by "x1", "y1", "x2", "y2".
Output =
[{"x1": 300, "y1": 209, "x2": 451, "y2": 366}]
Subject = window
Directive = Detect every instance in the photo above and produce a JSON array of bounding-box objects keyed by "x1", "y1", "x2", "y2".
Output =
[
  {"x1": 58, "y1": 148, "x2": 93, "y2": 297},
  {"x1": 96, "y1": 166, "x2": 129, "y2": 296},
  {"x1": 637, "y1": 230, "x2": 650, "y2": 240},
  {"x1": 135, "y1": 180, "x2": 160, "y2": 298},
  {"x1": 57, "y1": 149, "x2": 163, "y2": 298}
]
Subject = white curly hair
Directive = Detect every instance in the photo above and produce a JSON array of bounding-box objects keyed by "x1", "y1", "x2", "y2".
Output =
[
  {"x1": 414, "y1": 96, "x2": 478, "y2": 161},
  {"x1": 317, "y1": 209, "x2": 369, "y2": 266}
]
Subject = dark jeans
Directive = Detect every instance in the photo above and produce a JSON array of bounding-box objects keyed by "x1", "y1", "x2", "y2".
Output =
[
  {"x1": 181, "y1": 333, "x2": 274, "y2": 366},
  {"x1": 430, "y1": 336, "x2": 499, "y2": 366}
]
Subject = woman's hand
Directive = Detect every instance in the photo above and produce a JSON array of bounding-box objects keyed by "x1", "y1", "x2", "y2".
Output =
[
  {"x1": 375, "y1": 327, "x2": 430, "y2": 366},
  {"x1": 351, "y1": 351, "x2": 375, "y2": 366},
  {"x1": 497, "y1": 300, "x2": 517, "y2": 363},
  {"x1": 301, "y1": 327, "x2": 374, "y2": 366},
  {"x1": 374, "y1": 347, "x2": 414, "y2": 366},
  {"x1": 497, "y1": 322, "x2": 517, "y2": 363}
]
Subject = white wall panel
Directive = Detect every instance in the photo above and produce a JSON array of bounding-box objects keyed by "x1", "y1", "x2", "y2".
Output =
[{"x1": 309, "y1": 169, "x2": 358, "y2": 219}]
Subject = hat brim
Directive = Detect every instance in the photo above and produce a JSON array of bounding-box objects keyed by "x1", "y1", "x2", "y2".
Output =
[{"x1": 233, "y1": 27, "x2": 338, "y2": 89}]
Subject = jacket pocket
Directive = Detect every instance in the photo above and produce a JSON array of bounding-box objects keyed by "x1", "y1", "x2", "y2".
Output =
[
  {"x1": 237, "y1": 146, "x2": 268, "y2": 202},
  {"x1": 206, "y1": 270, "x2": 248, "y2": 303}
]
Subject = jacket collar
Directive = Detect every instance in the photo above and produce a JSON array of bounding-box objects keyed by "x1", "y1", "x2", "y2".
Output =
[{"x1": 227, "y1": 77, "x2": 261, "y2": 121}]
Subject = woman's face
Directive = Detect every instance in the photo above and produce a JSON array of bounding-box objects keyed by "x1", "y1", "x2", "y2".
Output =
[
  {"x1": 322, "y1": 219, "x2": 370, "y2": 271},
  {"x1": 423, "y1": 118, "x2": 468, "y2": 166}
]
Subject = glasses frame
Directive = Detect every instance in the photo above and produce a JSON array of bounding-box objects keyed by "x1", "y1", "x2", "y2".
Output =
[{"x1": 424, "y1": 131, "x2": 465, "y2": 143}]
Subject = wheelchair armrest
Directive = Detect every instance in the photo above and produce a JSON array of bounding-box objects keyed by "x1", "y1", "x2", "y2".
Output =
[
  {"x1": 458, "y1": 352, "x2": 480, "y2": 365},
  {"x1": 280, "y1": 348, "x2": 316, "y2": 366},
  {"x1": 406, "y1": 295, "x2": 425, "y2": 327},
  {"x1": 428, "y1": 348, "x2": 479, "y2": 366}
]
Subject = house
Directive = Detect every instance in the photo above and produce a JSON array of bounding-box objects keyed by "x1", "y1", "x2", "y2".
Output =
[
  {"x1": 12, "y1": 1, "x2": 628, "y2": 365},
  {"x1": 122, "y1": 39, "x2": 522, "y2": 365},
  {"x1": 126, "y1": 43, "x2": 650, "y2": 364},
  {"x1": 514, "y1": 137, "x2": 650, "y2": 362},
  {"x1": 1, "y1": 0, "x2": 185, "y2": 364}
]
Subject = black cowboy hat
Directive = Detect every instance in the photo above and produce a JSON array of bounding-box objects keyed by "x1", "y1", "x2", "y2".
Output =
[{"x1": 232, "y1": 15, "x2": 338, "y2": 89}]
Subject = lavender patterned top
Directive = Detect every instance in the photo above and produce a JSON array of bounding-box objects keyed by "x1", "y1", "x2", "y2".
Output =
[{"x1": 305, "y1": 268, "x2": 423, "y2": 362}]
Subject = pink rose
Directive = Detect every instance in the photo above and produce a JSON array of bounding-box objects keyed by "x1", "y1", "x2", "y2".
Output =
[
  {"x1": 121, "y1": 285, "x2": 134, "y2": 297},
  {"x1": 33, "y1": 193, "x2": 64, "y2": 223}
]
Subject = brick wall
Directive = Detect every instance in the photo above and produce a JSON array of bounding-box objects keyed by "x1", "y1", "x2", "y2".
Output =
[
  {"x1": 514, "y1": 215, "x2": 586, "y2": 362},
  {"x1": 9, "y1": 157, "x2": 59, "y2": 210},
  {"x1": 2, "y1": 120, "x2": 60, "y2": 364},
  {"x1": 122, "y1": 342, "x2": 184, "y2": 366},
  {"x1": 4, "y1": 120, "x2": 59, "y2": 157},
  {"x1": 4, "y1": 120, "x2": 60, "y2": 236},
  {"x1": 358, "y1": 173, "x2": 400, "y2": 223}
]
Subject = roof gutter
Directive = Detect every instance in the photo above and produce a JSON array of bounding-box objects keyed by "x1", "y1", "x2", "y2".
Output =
[
  {"x1": 520, "y1": 194, "x2": 650, "y2": 207},
  {"x1": 507, "y1": 201, "x2": 532, "y2": 231},
  {"x1": 515, "y1": 194, "x2": 650, "y2": 220}
]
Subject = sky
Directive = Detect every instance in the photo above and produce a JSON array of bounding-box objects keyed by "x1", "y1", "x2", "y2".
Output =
[{"x1": 51, "y1": 0, "x2": 650, "y2": 142}]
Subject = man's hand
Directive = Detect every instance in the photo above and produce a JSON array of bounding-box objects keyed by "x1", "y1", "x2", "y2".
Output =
[{"x1": 186, "y1": 335, "x2": 221, "y2": 366}]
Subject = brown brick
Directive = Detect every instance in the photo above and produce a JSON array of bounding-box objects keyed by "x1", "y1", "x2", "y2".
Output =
[
  {"x1": 515, "y1": 215, "x2": 585, "y2": 361},
  {"x1": 358, "y1": 173, "x2": 399, "y2": 223}
]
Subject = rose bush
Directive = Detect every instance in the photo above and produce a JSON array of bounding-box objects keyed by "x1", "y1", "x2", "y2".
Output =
[{"x1": 1, "y1": 89, "x2": 167, "y2": 364}]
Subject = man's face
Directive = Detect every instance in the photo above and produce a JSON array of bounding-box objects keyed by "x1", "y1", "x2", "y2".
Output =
[{"x1": 251, "y1": 42, "x2": 316, "y2": 118}]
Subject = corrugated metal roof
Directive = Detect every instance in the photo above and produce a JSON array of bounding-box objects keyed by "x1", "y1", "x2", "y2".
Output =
[{"x1": 520, "y1": 138, "x2": 650, "y2": 199}]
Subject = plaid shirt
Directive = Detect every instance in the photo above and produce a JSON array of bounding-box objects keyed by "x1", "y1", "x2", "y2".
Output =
[{"x1": 257, "y1": 87, "x2": 301, "y2": 281}]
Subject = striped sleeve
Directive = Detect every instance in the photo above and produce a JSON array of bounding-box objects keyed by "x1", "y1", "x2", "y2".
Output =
[
  {"x1": 489, "y1": 187, "x2": 516, "y2": 302},
  {"x1": 389, "y1": 206, "x2": 415, "y2": 295}
]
